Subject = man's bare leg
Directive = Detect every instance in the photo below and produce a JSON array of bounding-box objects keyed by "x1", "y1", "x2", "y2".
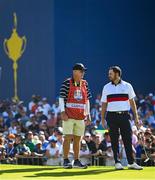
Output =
[{"x1": 73, "y1": 135, "x2": 81, "y2": 160}]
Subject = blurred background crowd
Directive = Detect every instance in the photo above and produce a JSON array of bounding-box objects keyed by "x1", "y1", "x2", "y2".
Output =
[{"x1": 0, "y1": 93, "x2": 155, "y2": 166}]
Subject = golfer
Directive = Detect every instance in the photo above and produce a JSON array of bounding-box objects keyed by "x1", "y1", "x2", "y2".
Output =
[{"x1": 101, "y1": 66, "x2": 143, "y2": 170}]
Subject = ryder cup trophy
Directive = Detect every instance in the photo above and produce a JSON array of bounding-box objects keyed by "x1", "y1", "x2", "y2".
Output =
[{"x1": 3, "y1": 13, "x2": 27, "y2": 102}]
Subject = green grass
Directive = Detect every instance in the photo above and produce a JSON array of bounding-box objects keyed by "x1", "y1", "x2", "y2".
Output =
[{"x1": 0, "y1": 164, "x2": 154, "y2": 180}]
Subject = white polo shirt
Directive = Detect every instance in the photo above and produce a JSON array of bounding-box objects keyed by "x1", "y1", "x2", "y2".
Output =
[{"x1": 101, "y1": 80, "x2": 136, "y2": 112}]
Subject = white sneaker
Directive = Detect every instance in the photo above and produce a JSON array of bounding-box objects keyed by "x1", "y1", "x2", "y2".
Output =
[
  {"x1": 115, "y1": 163, "x2": 124, "y2": 170},
  {"x1": 128, "y1": 162, "x2": 143, "y2": 170}
]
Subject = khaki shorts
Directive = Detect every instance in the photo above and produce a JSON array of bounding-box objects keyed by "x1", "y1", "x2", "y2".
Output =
[{"x1": 62, "y1": 119, "x2": 85, "y2": 137}]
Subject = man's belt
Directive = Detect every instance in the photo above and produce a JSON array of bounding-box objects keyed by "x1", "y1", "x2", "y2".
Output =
[{"x1": 107, "y1": 111, "x2": 129, "y2": 114}]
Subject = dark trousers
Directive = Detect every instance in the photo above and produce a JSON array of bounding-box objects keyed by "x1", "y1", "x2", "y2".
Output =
[{"x1": 106, "y1": 112, "x2": 134, "y2": 164}]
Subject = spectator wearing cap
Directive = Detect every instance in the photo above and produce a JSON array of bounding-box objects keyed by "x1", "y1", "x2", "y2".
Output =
[
  {"x1": 48, "y1": 127, "x2": 61, "y2": 141},
  {"x1": 25, "y1": 114, "x2": 35, "y2": 129},
  {"x1": 59, "y1": 63, "x2": 92, "y2": 169},
  {"x1": 105, "y1": 144, "x2": 115, "y2": 166},
  {"x1": 101, "y1": 66, "x2": 143, "y2": 170},
  {"x1": 39, "y1": 120, "x2": 48, "y2": 137},
  {"x1": 39, "y1": 133, "x2": 49, "y2": 151},
  {"x1": 15, "y1": 136, "x2": 31, "y2": 164},
  {"x1": 84, "y1": 133, "x2": 97, "y2": 154},
  {"x1": 11, "y1": 104, "x2": 18, "y2": 117},
  {"x1": 8, "y1": 121, "x2": 17, "y2": 135},
  {"x1": 42, "y1": 97, "x2": 51, "y2": 117},
  {"x1": 79, "y1": 140, "x2": 91, "y2": 165},
  {"x1": 33, "y1": 135, "x2": 40, "y2": 145},
  {"x1": 35, "y1": 107, "x2": 48, "y2": 123},
  {"x1": 56, "y1": 128, "x2": 63, "y2": 153},
  {"x1": 5, "y1": 139, "x2": 17, "y2": 163},
  {"x1": 95, "y1": 134, "x2": 102, "y2": 151},
  {"x1": 25, "y1": 131, "x2": 35, "y2": 152},
  {"x1": 18, "y1": 101, "x2": 27, "y2": 112},
  {"x1": 46, "y1": 137, "x2": 61, "y2": 166},
  {"x1": 32, "y1": 140, "x2": 45, "y2": 157},
  {"x1": 51, "y1": 99, "x2": 61, "y2": 118}
]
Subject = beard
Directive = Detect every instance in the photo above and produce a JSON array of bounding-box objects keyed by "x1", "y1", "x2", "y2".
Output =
[{"x1": 109, "y1": 76, "x2": 117, "y2": 82}]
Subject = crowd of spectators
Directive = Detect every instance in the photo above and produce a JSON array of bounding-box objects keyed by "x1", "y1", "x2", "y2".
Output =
[{"x1": 0, "y1": 93, "x2": 155, "y2": 166}]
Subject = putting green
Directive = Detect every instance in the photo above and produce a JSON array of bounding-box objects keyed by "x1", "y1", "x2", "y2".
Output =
[{"x1": 0, "y1": 164, "x2": 154, "y2": 180}]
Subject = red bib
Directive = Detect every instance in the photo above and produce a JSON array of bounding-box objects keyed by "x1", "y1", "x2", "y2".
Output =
[{"x1": 65, "y1": 79, "x2": 88, "y2": 120}]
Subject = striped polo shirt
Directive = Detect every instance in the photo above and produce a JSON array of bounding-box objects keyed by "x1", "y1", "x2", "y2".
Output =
[
  {"x1": 59, "y1": 78, "x2": 92, "y2": 104},
  {"x1": 101, "y1": 80, "x2": 136, "y2": 112}
]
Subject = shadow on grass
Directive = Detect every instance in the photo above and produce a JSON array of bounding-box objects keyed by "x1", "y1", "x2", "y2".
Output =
[
  {"x1": 24, "y1": 168, "x2": 120, "y2": 178},
  {"x1": 0, "y1": 167, "x2": 58, "y2": 175}
]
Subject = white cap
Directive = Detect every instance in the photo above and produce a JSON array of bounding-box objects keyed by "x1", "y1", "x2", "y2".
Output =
[
  {"x1": 81, "y1": 140, "x2": 87, "y2": 145},
  {"x1": 36, "y1": 140, "x2": 42, "y2": 145},
  {"x1": 41, "y1": 120, "x2": 46, "y2": 124},
  {"x1": 18, "y1": 101, "x2": 24, "y2": 105},
  {"x1": 39, "y1": 131, "x2": 45, "y2": 135},
  {"x1": 139, "y1": 126, "x2": 147, "y2": 133},
  {"x1": 149, "y1": 93, "x2": 153, "y2": 97},
  {"x1": 38, "y1": 101, "x2": 43, "y2": 106},
  {"x1": 85, "y1": 132, "x2": 91, "y2": 137},
  {"x1": 140, "y1": 99, "x2": 145, "y2": 104},
  {"x1": 42, "y1": 97, "x2": 47, "y2": 101},
  {"x1": 30, "y1": 114, "x2": 35, "y2": 118},
  {"x1": 132, "y1": 125, "x2": 137, "y2": 132},
  {"x1": 36, "y1": 107, "x2": 44, "y2": 113}
]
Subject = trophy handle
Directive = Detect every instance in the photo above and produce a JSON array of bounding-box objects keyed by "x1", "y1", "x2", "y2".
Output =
[
  {"x1": 3, "y1": 39, "x2": 10, "y2": 57},
  {"x1": 21, "y1": 36, "x2": 27, "y2": 55}
]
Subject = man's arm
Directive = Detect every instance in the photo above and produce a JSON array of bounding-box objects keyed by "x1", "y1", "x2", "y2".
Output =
[
  {"x1": 85, "y1": 81, "x2": 92, "y2": 122},
  {"x1": 59, "y1": 79, "x2": 70, "y2": 121},
  {"x1": 86, "y1": 100, "x2": 91, "y2": 119},
  {"x1": 101, "y1": 86, "x2": 108, "y2": 128},
  {"x1": 59, "y1": 97, "x2": 68, "y2": 121},
  {"x1": 101, "y1": 102, "x2": 108, "y2": 128},
  {"x1": 129, "y1": 98, "x2": 140, "y2": 127}
]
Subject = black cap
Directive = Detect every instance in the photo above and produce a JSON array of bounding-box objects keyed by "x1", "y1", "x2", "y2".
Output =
[{"x1": 73, "y1": 63, "x2": 87, "y2": 71}]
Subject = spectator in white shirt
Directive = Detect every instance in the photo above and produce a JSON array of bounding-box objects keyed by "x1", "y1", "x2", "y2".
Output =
[
  {"x1": 42, "y1": 97, "x2": 51, "y2": 117},
  {"x1": 105, "y1": 145, "x2": 115, "y2": 166},
  {"x1": 51, "y1": 99, "x2": 61, "y2": 117},
  {"x1": 46, "y1": 137, "x2": 61, "y2": 166},
  {"x1": 79, "y1": 140, "x2": 91, "y2": 165},
  {"x1": 8, "y1": 121, "x2": 17, "y2": 135}
]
